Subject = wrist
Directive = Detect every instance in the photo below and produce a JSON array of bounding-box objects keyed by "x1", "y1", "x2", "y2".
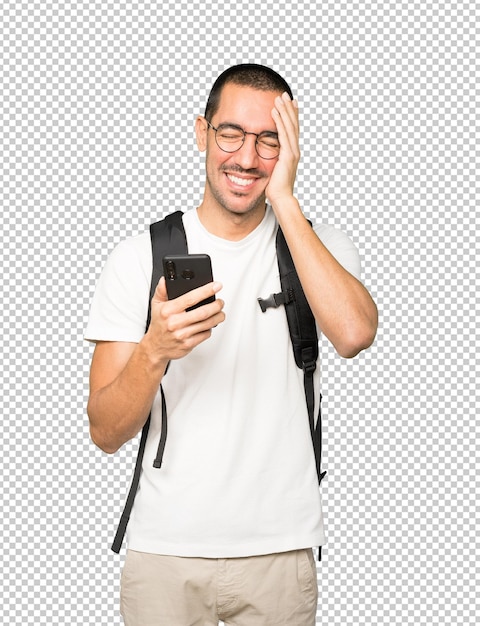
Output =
[
  {"x1": 139, "y1": 331, "x2": 170, "y2": 374},
  {"x1": 269, "y1": 194, "x2": 301, "y2": 217}
]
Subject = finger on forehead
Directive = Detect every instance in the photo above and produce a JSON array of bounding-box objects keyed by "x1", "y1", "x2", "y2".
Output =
[{"x1": 276, "y1": 93, "x2": 299, "y2": 130}]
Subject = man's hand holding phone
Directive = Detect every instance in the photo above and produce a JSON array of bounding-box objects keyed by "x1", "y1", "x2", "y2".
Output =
[{"x1": 147, "y1": 274, "x2": 225, "y2": 363}]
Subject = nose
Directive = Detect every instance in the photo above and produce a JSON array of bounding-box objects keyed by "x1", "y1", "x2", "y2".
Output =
[{"x1": 234, "y1": 133, "x2": 260, "y2": 168}]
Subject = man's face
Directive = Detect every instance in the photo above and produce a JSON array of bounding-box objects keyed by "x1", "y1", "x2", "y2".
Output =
[{"x1": 197, "y1": 83, "x2": 281, "y2": 218}]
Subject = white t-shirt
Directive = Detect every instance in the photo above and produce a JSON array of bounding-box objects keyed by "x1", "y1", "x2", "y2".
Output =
[{"x1": 85, "y1": 206, "x2": 361, "y2": 557}]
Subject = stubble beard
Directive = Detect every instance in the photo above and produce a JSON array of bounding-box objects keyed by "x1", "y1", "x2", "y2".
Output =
[{"x1": 205, "y1": 168, "x2": 268, "y2": 220}]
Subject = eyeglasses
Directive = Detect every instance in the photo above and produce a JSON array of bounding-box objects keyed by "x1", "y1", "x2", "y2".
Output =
[{"x1": 206, "y1": 121, "x2": 280, "y2": 160}]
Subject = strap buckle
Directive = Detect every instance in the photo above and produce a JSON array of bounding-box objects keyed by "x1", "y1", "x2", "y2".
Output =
[
  {"x1": 302, "y1": 360, "x2": 316, "y2": 375},
  {"x1": 258, "y1": 289, "x2": 295, "y2": 313},
  {"x1": 301, "y1": 347, "x2": 317, "y2": 375}
]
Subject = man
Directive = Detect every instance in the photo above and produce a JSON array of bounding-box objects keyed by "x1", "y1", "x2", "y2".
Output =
[{"x1": 86, "y1": 64, "x2": 378, "y2": 626}]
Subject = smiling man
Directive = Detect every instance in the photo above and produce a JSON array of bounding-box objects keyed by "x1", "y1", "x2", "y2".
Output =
[
  {"x1": 198, "y1": 82, "x2": 281, "y2": 228},
  {"x1": 85, "y1": 64, "x2": 378, "y2": 626}
]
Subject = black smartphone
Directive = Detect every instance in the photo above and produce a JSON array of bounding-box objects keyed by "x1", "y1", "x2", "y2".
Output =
[{"x1": 162, "y1": 254, "x2": 215, "y2": 311}]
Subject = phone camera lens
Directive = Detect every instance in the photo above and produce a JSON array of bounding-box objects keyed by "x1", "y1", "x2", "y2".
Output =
[
  {"x1": 182, "y1": 269, "x2": 195, "y2": 280},
  {"x1": 166, "y1": 261, "x2": 176, "y2": 280}
]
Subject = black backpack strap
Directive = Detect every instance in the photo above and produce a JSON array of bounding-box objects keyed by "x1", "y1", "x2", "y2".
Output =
[
  {"x1": 257, "y1": 223, "x2": 326, "y2": 494},
  {"x1": 274, "y1": 225, "x2": 326, "y2": 487},
  {"x1": 150, "y1": 211, "x2": 188, "y2": 299},
  {"x1": 111, "y1": 211, "x2": 186, "y2": 554},
  {"x1": 111, "y1": 413, "x2": 151, "y2": 553},
  {"x1": 271, "y1": 225, "x2": 326, "y2": 561}
]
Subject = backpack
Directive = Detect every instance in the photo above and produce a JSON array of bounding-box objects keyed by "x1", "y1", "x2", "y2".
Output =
[{"x1": 111, "y1": 210, "x2": 326, "y2": 556}]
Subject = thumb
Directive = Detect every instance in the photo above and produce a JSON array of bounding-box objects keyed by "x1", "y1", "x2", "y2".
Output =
[{"x1": 152, "y1": 276, "x2": 168, "y2": 303}]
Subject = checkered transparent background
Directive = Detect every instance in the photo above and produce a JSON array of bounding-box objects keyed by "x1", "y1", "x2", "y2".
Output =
[{"x1": 1, "y1": 0, "x2": 478, "y2": 624}]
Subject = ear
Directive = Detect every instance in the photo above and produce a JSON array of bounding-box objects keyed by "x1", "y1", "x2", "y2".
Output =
[{"x1": 195, "y1": 116, "x2": 208, "y2": 152}]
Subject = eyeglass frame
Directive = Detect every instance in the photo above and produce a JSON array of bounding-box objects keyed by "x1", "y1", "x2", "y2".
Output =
[{"x1": 205, "y1": 120, "x2": 280, "y2": 160}]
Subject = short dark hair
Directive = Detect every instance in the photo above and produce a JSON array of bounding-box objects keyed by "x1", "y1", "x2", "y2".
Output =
[{"x1": 204, "y1": 64, "x2": 294, "y2": 121}]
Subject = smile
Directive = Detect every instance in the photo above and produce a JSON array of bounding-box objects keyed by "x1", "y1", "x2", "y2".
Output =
[{"x1": 226, "y1": 173, "x2": 257, "y2": 188}]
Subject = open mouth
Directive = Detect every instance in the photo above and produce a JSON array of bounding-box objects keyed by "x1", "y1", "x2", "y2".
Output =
[{"x1": 225, "y1": 173, "x2": 258, "y2": 189}]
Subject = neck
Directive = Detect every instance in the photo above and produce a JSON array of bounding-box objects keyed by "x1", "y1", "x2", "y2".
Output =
[{"x1": 196, "y1": 198, "x2": 267, "y2": 241}]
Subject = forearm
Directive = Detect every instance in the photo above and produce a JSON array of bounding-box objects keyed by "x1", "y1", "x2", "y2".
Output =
[
  {"x1": 87, "y1": 279, "x2": 225, "y2": 453},
  {"x1": 87, "y1": 337, "x2": 168, "y2": 454},
  {"x1": 272, "y1": 197, "x2": 378, "y2": 358}
]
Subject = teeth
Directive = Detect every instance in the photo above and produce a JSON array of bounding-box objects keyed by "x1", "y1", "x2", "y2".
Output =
[{"x1": 227, "y1": 174, "x2": 255, "y2": 187}]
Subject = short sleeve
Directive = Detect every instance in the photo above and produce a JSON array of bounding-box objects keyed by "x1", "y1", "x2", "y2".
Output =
[
  {"x1": 314, "y1": 223, "x2": 362, "y2": 280},
  {"x1": 84, "y1": 232, "x2": 152, "y2": 343}
]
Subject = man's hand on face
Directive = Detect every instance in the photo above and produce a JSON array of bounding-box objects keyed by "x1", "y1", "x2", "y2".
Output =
[{"x1": 265, "y1": 92, "x2": 301, "y2": 208}]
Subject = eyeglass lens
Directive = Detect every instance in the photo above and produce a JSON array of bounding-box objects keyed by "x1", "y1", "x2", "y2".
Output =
[{"x1": 214, "y1": 124, "x2": 280, "y2": 159}]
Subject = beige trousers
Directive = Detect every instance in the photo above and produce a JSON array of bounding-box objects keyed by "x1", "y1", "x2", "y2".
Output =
[{"x1": 120, "y1": 548, "x2": 319, "y2": 626}]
